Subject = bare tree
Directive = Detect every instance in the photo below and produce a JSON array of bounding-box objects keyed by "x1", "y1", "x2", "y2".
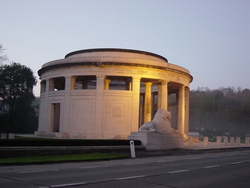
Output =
[{"x1": 0, "y1": 44, "x2": 8, "y2": 63}]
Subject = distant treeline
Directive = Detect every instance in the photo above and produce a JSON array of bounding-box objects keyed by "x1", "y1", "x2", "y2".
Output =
[{"x1": 189, "y1": 87, "x2": 250, "y2": 137}]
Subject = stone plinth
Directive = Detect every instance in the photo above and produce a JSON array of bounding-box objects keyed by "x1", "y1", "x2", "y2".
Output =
[{"x1": 128, "y1": 131, "x2": 184, "y2": 150}]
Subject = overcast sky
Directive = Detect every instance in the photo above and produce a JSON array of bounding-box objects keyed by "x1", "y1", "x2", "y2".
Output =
[{"x1": 1, "y1": 0, "x2": 249, "y2": 96}]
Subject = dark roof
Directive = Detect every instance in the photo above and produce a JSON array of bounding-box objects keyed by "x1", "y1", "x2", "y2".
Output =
[{"x1": 65, "y1": 48, "x2": 168, "y2": 63}]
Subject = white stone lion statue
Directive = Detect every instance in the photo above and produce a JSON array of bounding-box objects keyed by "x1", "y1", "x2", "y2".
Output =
[{"x1": 139, "y1": 108, "x2": 175, "y2": 133}]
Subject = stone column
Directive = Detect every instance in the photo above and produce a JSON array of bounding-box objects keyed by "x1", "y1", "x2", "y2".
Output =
[
  {"x1": 71, "y1": 76, "x2": 76, "y2": 90},
  {"x1": 104, "y1": 79, "x2": 110, "y2": 90},
  {"x1": 143, "y1": 82, "x2": 152, "y2": 123},
  {"x1": 160, "y1": 81, "x2": 168, "y2": 110},
  {"x1": 178, "y1": 85, "x2": 185, "y2": 136},
  {"x1": 39, "y1": 79, "x2": 50, "y2": 132},
  {"x1": 184, "y1": 87, "x2": 190, "y2": 136},
  {"x1": 131, "y1": 76, "x2": 141, "y2": 132},
  {"x1": 45, "y1": 79, "x2": 53, "y2": 132},
  {"x1": 48, "y1": 78, "x2": 54, "y2": 91},
  {"x1": 125, "y1": 80, "x2": 132, "y2": 90},
  {"x1": 157, "y1": 84, "x2": 162, "y2": 109},
  {"x1": 40, "y1": 80, "x2": 46, "y2": 94},
  {"x1": 61, "y1": 76, "x2": 71, "y2": 136},
  {"x1": 95, "y1": 75, "x2": 105, "y2": 138}
]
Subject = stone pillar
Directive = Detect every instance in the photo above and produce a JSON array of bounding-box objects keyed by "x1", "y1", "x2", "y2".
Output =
[
  {"x1": 39, "y1": 79, "x2": 50, "y2": 132},
  {"x1": 104, "y1": 79, "x2": 110, "y2": 90},
  {"x1": 40, "y1": 80, "x2": 46, "y2": 94},
  {"x1": 44, "y1": 79, "x2": 50, "y2": 132},
  {"x1": 61, "y1": 76, "x2": 71, "y2": 135},
  {"x1": 95, "y1": 75, "x2": 105, "y2": 138},
  {"x1": 48, "y1": 78, "x2": 54, "y2": 91},
  {"x1": 245, "y1": 137, "x2": 250, "y2": 145},
  {"x1": 131, "y1": 77, "x2": 141, "y2": 132},
  {"x1": 229, "y1": 137, "x2": 235, "y2": 145},
  {"x1": 125, "y1": 80, "x2": 132, "y2": 90},
  {"x1": 143, "y1": 82, "x2": 152, "y2": 123},
  {"x1": 178, "y1": 85, "x2": 185, "y2": 136},
  {"x1": 236, "y1": 137, "x2": 240, "y2": 145},
  {"x1": 157, "y1": 84, "x2": 162, "y2": 109},
  {"x1": 224, "y1": 137, "x2": 228, "y2": 145},
  {"x1": 71, "y1": 76, "x2": 76, "y2": 90},
  {"x1": 184, "y1": 87, "x2": 190, "y2": 136},
  {"x1": 160, "y1": 81, "x2": 168, "y2": 110},
  {"x1": 217, "y1": 136, "x2": 222, "y2": 147}
]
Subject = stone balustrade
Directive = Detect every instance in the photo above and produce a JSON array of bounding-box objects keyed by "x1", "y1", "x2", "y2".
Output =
[
  {"x1": 0, "y1": 133, "x2": 15, "y2": 139},
  {"x1": 229, "y1": 137, "x2": 235, "y2": 145},
  {"x1": 184, "y1": 136, "x2": 250, "y2": 148}
]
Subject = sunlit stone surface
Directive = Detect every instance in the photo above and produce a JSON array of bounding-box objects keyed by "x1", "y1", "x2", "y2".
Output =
[
  {"x1": 130, "y1": 109, "x2": 184, "y2": 150},
  {"x1": 35, "y1": 48, "x2": 192, "y2": 139}
]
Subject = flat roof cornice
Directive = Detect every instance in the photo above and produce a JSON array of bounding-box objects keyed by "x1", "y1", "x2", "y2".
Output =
[{"x1": 38, "y1": 61, "x2": 193, "y2": 82}]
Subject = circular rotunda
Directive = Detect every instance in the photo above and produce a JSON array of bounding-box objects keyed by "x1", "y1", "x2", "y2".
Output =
[{"x1": 35, "y1": 48, "x2": 193, "y2": 139}]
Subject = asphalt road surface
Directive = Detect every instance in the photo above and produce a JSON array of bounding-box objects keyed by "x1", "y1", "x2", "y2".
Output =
[{"x1": 0, "y1": 148, "x2": 249, "y2": 188}]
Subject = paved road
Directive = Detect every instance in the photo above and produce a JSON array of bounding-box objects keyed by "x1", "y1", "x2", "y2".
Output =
[{"x1": 0, "y1": 149, "x2": 249, "y2": 188}]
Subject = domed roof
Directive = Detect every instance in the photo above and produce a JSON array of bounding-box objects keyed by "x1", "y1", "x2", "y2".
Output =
[{"x1": 65, "y1": 48, "x2": 168, "y2": 63}]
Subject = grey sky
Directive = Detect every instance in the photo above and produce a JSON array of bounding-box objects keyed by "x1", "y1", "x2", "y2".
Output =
[{"x1": 1, "y1": 0, "x2": 249, "y2": 96}]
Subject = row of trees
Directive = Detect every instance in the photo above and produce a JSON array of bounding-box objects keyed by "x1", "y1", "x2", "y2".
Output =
[
  {"x1": 0, "y1": 45, "x2": 37, "y2": 136},
  {"x1": 189, "y1": 87, "x2": 250, "y2": 137}
]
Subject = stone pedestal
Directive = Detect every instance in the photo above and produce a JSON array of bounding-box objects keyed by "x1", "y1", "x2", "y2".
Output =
[
  {"x1": 128, "y1": 131, "x2": 184, "y2": 150},
  {"x1": 35, "y1": 131, "x2": 56, "y2": 137}
]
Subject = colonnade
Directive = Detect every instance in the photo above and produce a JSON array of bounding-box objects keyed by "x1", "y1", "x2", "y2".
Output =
[
  {"x1": 37, "y1": 48, "x2": 193, "y2": 139},
  {"x1": 140, "y1": 80, "x2": 190, "y2": 136},
  {"x1": 40, "y1": 75, "x2": 190, "y2": 137}
]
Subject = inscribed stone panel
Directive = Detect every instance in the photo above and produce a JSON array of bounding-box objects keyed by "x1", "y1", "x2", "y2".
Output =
[
  {"x1": 103, "y1": 97, "x2": 131, "y2": 135},
  {"x1": 70, "y1": 99, "x2": 94, "y2": 133}
]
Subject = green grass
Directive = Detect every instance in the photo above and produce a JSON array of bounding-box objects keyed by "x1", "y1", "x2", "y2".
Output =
[
  {"x1": 14, "y1": 136, "x2": 52, "y2": 140},
  {"x1": 0, "y1": 153, "x2": 128, "y2": 165}
]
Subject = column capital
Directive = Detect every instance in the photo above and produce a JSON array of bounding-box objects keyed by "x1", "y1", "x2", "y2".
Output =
[
  {"x1": 96, "y1": 75, "x2": 106, "y2": 79},
  {"x1": 143, "y1": 82, "x2": 153, "y2": 86},
  {"x1": 132, "y1": 76, "x2": 141, "y2": 80},
  {"x1": 64, "y1": 76, "x2": 72, "y2": 80},
  {"x1": 179, "y1": 84, "x2": 185, "y2": 89},
  {"x1": 159, "y1": 80, "x2": 168, "y2": 85},
  {"x1": 104, "y1": 79, "x2": 111, "y2": 90}
]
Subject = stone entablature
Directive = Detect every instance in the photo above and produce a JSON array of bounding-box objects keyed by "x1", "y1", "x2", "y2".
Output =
[{"x1": 35, "y1": 48, "x2": 192, "y2": 139}]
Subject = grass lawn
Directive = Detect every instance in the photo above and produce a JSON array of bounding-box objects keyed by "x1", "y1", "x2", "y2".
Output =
[{"x1": 0, "y1": 153, "x2": 128, "y2": 165}]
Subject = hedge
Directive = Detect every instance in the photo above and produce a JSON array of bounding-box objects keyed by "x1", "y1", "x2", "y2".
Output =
[{"x1": 0, "y1": 139, "x2": 141, "y2": 147}]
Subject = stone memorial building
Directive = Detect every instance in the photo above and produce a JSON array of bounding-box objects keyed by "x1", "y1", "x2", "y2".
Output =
[{"x1": 35, "y1": 48, "x2": 193, "y2": 139}]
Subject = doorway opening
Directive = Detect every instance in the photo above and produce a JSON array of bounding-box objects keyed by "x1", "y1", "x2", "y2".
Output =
[{"x1": 51, "y1": 103, "x2": 60, "y2": 132}]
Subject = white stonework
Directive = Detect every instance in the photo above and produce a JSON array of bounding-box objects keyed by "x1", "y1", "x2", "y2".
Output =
[
  {"x1": 128, "y1": 132, "x2": 184, "y2": 150},
  {"x1": 35, "y1": 48, "x2": 192, "y2": 139},
  {"x1": 139, "y1": 108, "x2": 173, "y2": 133}
]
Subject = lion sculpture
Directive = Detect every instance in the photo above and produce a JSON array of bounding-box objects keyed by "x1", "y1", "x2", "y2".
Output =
[{"x1": 139, "y1": 108, "x2": 175, "y2": 133}]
